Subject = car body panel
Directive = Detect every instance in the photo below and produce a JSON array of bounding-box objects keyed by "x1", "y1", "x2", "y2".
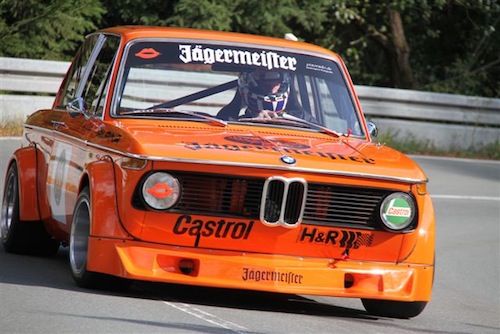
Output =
[{"x1": 5, "y1": 26, "x2": 435, "y2": 311}]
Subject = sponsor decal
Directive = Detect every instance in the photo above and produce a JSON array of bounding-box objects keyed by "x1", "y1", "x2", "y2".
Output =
[
  {"x1": 96, "y1": 129, "x2": 122, "y2": 143},
  {"x1": 173, "y1": 215, "x2": 254, "y2": 246},
  {"x1": 147, "y1": 183, "x2": 175, "y2": 199},
  {"x1": 242, "y1": 268, "x2": 303, "y2": 285},
  {"x1": 298, "y1": 227, "x2": 373, "y2": 249},
  {"x1": 83, "y1": 121, "x2": 122, "y2": 142},
  {"x1": 306, "y1": 63, "x2": 333, "y2": 74},
  {"x1": 183, "y1": 141, "x2": 375, "y2": 164},
  {"x1": 48, "y1": 143, "x2": 72, "y2": 224},
  {"x1": 135, "y1": 48, "x2": 161, "y2": 59},
  {"x1": 225, "y1": 135, "x2": 310, "y2": 149},
  {"x1": 178, "y1": 44, "x2": 298, "y2": 71},
  {"x1": 382, "y1": 198, "x2": 412, "y2": 226}
]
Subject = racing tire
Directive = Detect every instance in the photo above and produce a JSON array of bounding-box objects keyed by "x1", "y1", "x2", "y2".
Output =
[
  {"x1": 69, "y1": 186, "x2": 130, "y2": 291},
  {"x1": 361, "y1": 299, "x2": 427, "y2": 318},
  {"x1": 1, "y1": 163, "x2": 60, "y2": 255}
]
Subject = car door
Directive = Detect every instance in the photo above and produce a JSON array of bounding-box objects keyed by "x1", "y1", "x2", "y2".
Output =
[{"x1": 45, "y1": 33, "x2": 119, "y2": 232}]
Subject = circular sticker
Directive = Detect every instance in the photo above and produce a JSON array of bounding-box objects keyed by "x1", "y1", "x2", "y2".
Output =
[
  {"x1": 383, "y1": 197, "x2": 412, "y2": 226},
  {"x1": 380, "y1": 192, "x2": 415, "y2": 231}
]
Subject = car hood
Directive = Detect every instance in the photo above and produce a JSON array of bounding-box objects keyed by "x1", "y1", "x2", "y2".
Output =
[{"x1": 117, "y1": 122, "x2": 427, "y2": 183}]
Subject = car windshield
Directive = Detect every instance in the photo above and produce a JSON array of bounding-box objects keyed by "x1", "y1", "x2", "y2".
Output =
[{"x1": 113, "y1": 41, "x2": 364, "y2": 137}]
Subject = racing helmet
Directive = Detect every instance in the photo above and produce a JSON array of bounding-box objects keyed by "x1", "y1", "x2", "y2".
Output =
[{"x1": 238, "y1": 70, "x2": 290, "y2": 114}]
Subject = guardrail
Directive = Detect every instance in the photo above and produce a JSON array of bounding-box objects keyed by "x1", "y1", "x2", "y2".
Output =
[{"x1": 1, "y1": 57, "x2": 499, "y2": 149}]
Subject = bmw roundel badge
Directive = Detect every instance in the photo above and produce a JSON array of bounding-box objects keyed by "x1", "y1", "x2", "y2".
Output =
[{"x1": 280, "y1": 155, "x2": 296, "y2": 164}]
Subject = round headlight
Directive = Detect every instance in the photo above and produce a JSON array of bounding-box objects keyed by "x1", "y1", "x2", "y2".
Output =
[
  {"x1": 142, "y1": 172, "x2": 180, "y2": 210},
  {"x1": 379, "y1": 192, "x2": 416, "y2": 231}
]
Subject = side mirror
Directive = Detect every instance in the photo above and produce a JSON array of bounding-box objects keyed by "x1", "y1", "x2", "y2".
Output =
[
  {"x1": 367, "y1": 121, "x2": 378, "y2": 138},
  {"x1": 67, "y1": 97, "x2": 86, "y2": 118}
]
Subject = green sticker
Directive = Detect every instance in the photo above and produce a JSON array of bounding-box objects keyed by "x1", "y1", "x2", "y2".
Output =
[{"x1": 383, "y1": 198, "x2": 412, "y2": 226}]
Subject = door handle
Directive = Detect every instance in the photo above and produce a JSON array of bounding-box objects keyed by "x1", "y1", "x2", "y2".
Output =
[{"x1": 51, "y1": 120, "x2": 68, "y2": 130}]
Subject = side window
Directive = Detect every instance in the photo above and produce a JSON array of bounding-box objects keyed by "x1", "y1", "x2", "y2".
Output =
[
  {"x1": 294, "y1": 75, "x2": 317, "y2": 119},
  {"x1": 297, "y1": 72, "x2": 362, "y2": 135},
  {"x1": 57, "y1": 35, "x2": 100, "y2": 109},
  {"x1": 82, "y1": 36, "x2": 120, "y2": 117},
  {"x1": 317, "y1": 78, "x2": 349, "y2": 133}
]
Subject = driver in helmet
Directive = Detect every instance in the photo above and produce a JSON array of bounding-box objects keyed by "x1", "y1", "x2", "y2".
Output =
[{"x1": 238, "y1": 70, "x2": 291, "y2": 119}]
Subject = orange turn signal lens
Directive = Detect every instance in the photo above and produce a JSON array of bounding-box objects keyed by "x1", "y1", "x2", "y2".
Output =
[{"x1": 121, "y1": 157, "x2": 147, "y2": 170}]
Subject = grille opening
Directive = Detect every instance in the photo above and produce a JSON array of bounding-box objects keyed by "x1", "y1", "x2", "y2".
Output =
[
  {"x1": 132, "y1": 173, "x2": 264, "y2": 218},
  {"x1": 176, "y1": 174, "x2": 263, "y2": 218},
  {"x1": 132, "y1": 172, "x2": 392, "y2": 231},
  {"x1": 284, "y1": 182, "x2": 306, "y2": 224},
  {"x1": 262, "y1": 177, "x2": 306, "y2": 227},
  {"x1": 304, "y1": 185, "x2": 389, "y2": 228},
  {"x1": 264, "y1": 180, "x2": 285, "y2": 223}
]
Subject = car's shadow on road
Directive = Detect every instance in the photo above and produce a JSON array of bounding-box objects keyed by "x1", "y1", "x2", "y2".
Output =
[
  {"x1": 0, "y1": 247, "x2": 376, "y2": 320},
  {"x1": 129, "y1": 280, "x2": 376, "y2": 320}
]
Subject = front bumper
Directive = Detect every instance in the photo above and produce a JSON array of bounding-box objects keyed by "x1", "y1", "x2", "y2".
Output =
[{"x1": 87, "y1": 237, "x2": 433, "y2": 302}]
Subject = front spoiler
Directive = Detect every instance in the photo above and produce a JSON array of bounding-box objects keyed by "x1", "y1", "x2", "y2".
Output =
[{"x1": 87, "y1": 237, "x2": 433, "y2": 302}]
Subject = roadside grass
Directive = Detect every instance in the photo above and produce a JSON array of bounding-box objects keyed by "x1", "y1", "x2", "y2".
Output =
[
  {"x1": 1, "y1": 120, "x2": 498, "y2": 160},
  {"x1": 375, "y1": 133, "x2": 500, "y2": 160},
  {"x1": 0, "y1": 119, "x2": 24, "y2": 137}
]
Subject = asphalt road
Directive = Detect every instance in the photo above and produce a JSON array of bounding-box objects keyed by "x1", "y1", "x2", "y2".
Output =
[{"x1": 1, "y1": 138, "x2": 499, "y2": 334}]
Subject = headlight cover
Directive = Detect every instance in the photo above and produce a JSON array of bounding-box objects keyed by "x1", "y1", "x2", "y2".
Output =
[
  {"x1": 141, "y1": 172, "x2": 180, "y2": 210},
  {"x1": 379, "y1": 192, "x2": 416, "y2": 231}
]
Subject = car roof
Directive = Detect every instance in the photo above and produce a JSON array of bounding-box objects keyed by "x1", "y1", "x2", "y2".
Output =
[{"x1": 97, "y1": 25, "x2": 342, "y2": 62}]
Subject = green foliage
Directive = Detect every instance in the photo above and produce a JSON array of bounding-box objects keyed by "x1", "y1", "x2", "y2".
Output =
[
  {"x1": 376, "y1": 132, "x2": 440, "y2": 155},
  {"x1": 0, "y1": 0, "x2": 498, "y2": 97},
  {"x1": 0, "y1": 0, "x2": 105, "y2": 60},
  {"x1": 99, "y1": 0, "x2": 177, "y2": 26},
  {"x1": 165, "y1": 0, "x2": 236, "y2": 31},
  {"x1": 413, "y1": 2, "x2": 500, "y2": 97},
  {"x1": 164, "y1": 0, "x2": 315, "y2": 38}
]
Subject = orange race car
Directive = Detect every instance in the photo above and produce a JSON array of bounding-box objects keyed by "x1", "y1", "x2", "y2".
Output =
[{"x1": 1, "y1": 26, "x2": 435, "y2": 318}]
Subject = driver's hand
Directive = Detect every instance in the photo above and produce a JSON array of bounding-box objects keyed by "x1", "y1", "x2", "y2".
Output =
[{"x1": 256, "y1": 110, "x2": 280, "y2": 119}]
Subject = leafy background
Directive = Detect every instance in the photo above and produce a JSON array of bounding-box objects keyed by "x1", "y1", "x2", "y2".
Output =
[{"x1": 1, "y1": 0, "x2": 498, "y2": 98}]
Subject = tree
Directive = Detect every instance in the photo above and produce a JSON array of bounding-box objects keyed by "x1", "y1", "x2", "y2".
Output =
[
  {"x1": 1, "y1": 0, "x2": 497, "y2": 97},
  {"x1": 164, "y1": 0, "x2": 308, "y2": 37},
  {"x1": 0, "y1": 0, "x2": 104, "y2": 60},
  {"x1": 413, "y1": 1, "x2": 499, "y2": 97},
  {"x1": 99, "y1": 0, "x2": 178, "y2": 27}
]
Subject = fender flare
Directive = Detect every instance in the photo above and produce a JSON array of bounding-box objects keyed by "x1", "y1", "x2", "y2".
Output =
[
  {"x1": 10, "y1": 146, "x2": 40, "y2": 221},
  {"x1": 86, "y1": 157, "x2": 130, "y2": 239},
  {"x1": 399, "y1": 194, "x2": 436, "y2": 266}
]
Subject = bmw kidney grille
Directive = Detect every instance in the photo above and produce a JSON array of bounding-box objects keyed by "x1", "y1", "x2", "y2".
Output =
[{"x1": 260, "y1": 176, "x2": 307, "y2": 228}]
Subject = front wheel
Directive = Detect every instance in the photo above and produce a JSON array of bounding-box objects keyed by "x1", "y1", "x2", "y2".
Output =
[
  {"x1": 69, "y1": 187, "x2": 96, "y2": 287},
  {"x1": 69, "y1": 187, "x2": 129, "y2": 290},
  {"x1": 361, "y1": 299, "x2": 428, "y2": 318}
]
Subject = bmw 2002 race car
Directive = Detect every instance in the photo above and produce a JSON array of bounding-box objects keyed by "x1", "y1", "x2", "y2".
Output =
[{"x1": 1, "y1": 26, "x2": 435, "y2": 318}]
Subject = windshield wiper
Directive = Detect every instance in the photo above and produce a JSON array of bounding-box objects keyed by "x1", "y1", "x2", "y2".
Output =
[
  {"x1": 120, "y1": 108, "x2": 227, "y2": 127},
  {"x1": 281, "y1": 113, "x2": 341, "y2": 137},
  {"x1": 239, "y1": 113, "x2": 340, "y2": 138}
]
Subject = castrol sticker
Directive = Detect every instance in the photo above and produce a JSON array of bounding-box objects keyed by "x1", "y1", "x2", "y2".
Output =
[{"x1": 382, "y1": 198, "x2": 412, "y2": 225}]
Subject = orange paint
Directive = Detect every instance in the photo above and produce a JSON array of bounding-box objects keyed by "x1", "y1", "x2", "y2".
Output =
[
  {"x1": 147, "y1": 183, "x2": 174, "y2": 199},
  {"x1": 6, "y1": 26, "x2": 435, "y2": 318}
]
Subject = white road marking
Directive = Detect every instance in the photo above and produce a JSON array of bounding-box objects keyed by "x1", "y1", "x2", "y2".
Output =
[
  {"x1": 432, "y1": 194, "x2": 500, "y2": 201},
  {"x1": 411, "y1": 155, "x2": 500, "y2": 164},
  {"x1": 162, "y1": 300, "x2": 248, "y2": 334}
]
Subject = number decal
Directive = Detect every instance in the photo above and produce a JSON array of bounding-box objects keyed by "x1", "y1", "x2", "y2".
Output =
[{"x1": 48, "y1": 143, "x2": 72, "y2": 224}]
